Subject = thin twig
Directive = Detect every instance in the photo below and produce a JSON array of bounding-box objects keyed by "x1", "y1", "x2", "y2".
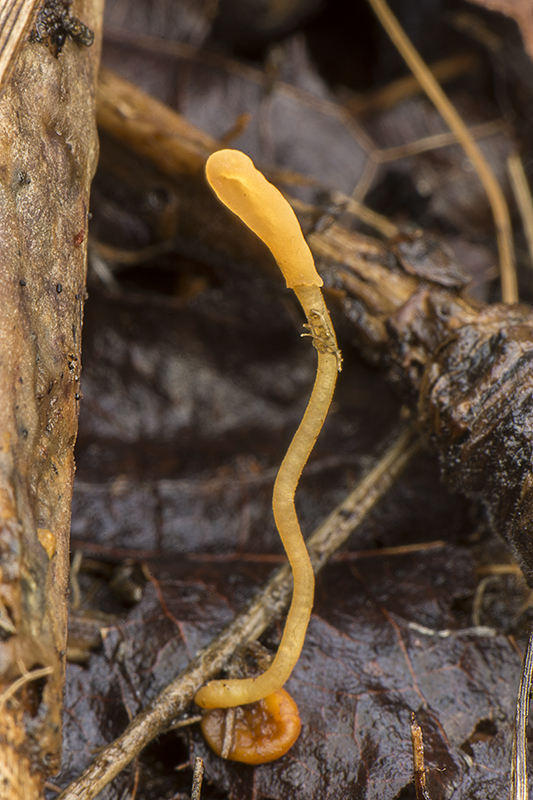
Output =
[
  {"x1": 57, "y1": 423, "x2": 420, "y2": 800},
  {"x1": 69, "y1": 549, "x2": 83, "y2": 611},
  {"x1": 411, "y1": 712, "x2": 431, "y2": 800},
  {"x1": 220, "y1": 708, "x2": 236, "y2": 759},
  {"x1": 345, "y1": 52, "x2": 479, "y2": 116},
  {"x1": 510, "y1": 625, "x2": 533, "y2": 800},
  {"x1": 366, "y1": 0, "x2": 517, "y2": 303},
  {"x1": 0, "y1": 665, "x2": 54, "y2": 709},
  {"x1": 508, "y1": 152, "x2": 533, "y2": 273},
  {"x1": 190, "y1": 756, "x2": 204, "y2": 800},
  {"x1": 376, "y1": 119, "x2": 505, "y2": 163},
  {"x1": 472, "y1": 575, "x2": 497, "y2": 627}
]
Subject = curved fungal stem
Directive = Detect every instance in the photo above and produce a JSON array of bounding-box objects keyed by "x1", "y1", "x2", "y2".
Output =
[{"x1": 194, "y1": 150, "x2": 341, "y2": 709}]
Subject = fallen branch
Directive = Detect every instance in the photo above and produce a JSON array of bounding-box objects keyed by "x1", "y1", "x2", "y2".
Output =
[{"x1": 0, "y1": 0, "x2": 103, "y2": 795}]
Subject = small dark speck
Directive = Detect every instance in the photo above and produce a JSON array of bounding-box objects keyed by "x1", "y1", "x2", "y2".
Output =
[
  {"x1": 20, "y1": 428, "x2": 28, "y2": 439},
  {"x1": 56, "y1": 283, "x2": 62, "y2": 293},
  {"x1": 19, "y1": 279, "x2": 26, "y2": 287},
  {"x1": 74, "y1": 230, "x2": 85, "y2": 246},
  {"x1": 74, "y1": 393, "x2": 80, "y2": 400}
]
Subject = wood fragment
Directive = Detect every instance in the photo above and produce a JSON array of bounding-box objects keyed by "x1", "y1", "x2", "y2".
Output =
[{"x1": 0, "y1": 0, "x2": 103, "y2": 795}]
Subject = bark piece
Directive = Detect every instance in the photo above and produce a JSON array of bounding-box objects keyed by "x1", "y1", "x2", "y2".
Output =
[{"x1": 0, "y1": 0, "x2": 102, "y2": 795}]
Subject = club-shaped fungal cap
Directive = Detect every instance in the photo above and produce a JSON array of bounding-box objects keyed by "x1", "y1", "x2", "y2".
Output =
[
  {"x1": 206, "y1": 149, "x2": 323, "y2": 289},
  {"x1": 200, "y1": 688, "x2": 302, "y2": 764}
]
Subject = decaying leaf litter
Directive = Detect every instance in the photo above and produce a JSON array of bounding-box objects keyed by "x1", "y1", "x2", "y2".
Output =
[{"x1": 29, "y1": 0, "x2": 533, "y2": 797}]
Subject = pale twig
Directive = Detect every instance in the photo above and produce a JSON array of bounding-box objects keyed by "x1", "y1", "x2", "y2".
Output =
[
  {"x1": 376, "y1": 119, "x2": 506, "y2": 163},
  {"x1": 289, "y1": 193, "x2": 398, "y2": 244},
  {"x1": 407, "y1": 621, "x2": 496, "y2": 639},
  {"x1": 220, "y1": 708, "x2": 236, "y2": 759},
  {"x1": 366, "y1": 0, "x2": 517, "y2": 303},
  {"x1": 0, "y1": 665, "x2": 53, "y2": 709},
  {"x1": 510, "y1": 625, "x2": 533, "y2": 800},
  {"x1": 472, "y1": 575, "x2": 497, "y2": 627},
  {"x1": 191, "y1": 756, "x2": 204, "y2": 800},
  {"x1": 411, "y1": 712, "x2": 431, "y2": 800},
  {"x1": 345, "y1": 52, "x2": 479, "y2": 116},
  {"x1": 57, "y1": 423, "x2": 420, "y2": 800},
  {"x1": 69, "y1": 549, "x2": 83, "y2": 611}
]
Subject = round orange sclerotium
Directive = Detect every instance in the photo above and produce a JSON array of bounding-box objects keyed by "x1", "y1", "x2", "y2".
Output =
[{"x1": 200, "y1": 688, "x2": 302, "y2": 765}]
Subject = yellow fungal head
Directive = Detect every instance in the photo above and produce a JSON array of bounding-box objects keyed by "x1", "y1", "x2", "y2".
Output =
[{"x1": 205, "y1": 149, "x2": 323, "y2": 289}]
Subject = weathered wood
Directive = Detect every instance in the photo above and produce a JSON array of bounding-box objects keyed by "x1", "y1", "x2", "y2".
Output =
[{"x1": 0, "y1": 1, "x2": 102, "y2": 796}]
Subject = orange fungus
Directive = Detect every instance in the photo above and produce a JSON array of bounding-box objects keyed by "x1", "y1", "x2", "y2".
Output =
[{"x1": 200, "y1": 687, "x2": 302, "y2": 764}]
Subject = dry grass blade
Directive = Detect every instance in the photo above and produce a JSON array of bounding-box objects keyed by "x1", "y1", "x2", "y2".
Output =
[
  {"x1": 57, "y1": 424, "x2": 420, "y2": 800},
  {"x1": 366, "y1": 0, "x2": 518, "y2": 303},
  {"x1": 510, "y1": 625, "x2": 533, "y2": 800},
  {"x1": 508, "y1": 152, "x2": 533, "y2": 273}
]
